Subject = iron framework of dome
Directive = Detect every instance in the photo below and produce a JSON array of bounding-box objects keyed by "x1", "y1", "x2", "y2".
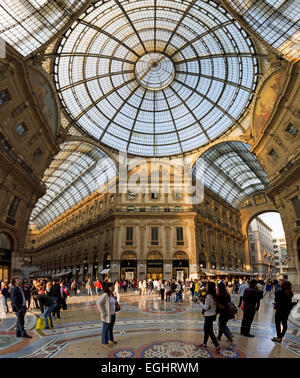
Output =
[
  {"x1": 54, "y1": 0, "x2": 259, "y2": 157},
  {"x1": 0, "y1": 0, "x2": 88, "y2": 57},
  {"x1": 194, "y1": 141, "x2": 269, "y2": 208},
  {"x1": 30, "y1": 141, "x2": 117, "y2": 229}
]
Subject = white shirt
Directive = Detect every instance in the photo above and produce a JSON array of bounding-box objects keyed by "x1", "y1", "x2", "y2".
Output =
[
  {"x1": 109, "y1": 296, "x2": 116, "y2": 315},
  {"x1": 238, "y1": 284, "x2": 248, "y2": 297},
  {"x1": 199, "y1": 294, "x2": 217, "y2": 317}
]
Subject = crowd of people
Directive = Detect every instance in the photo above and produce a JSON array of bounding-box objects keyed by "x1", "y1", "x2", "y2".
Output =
[{"x1": 0, "y1": 275, "x2": 297, "y2": 352}]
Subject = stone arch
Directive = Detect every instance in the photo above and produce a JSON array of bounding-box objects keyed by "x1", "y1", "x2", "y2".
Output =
[
  {"x1": 147, "y1": 251, "x2": 163, "y2": 260},
  {"x1": 172, "y1": 251, "x2": 190, "y2": 260}
]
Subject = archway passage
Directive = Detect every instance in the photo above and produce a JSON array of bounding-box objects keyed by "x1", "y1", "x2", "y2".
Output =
[
  {"x1": 147, "y1": 252, "x2": 163, "y2": 280},
  {"x1": 247, "y1": 212, "x2": 286, "y2": 280},
  {"x1": 120, "y1": 251, "x2": 137, "y2": 280},
  {"x1": 172, "y1": 251, "x2": 189, "y2": 281},
  {"x1": 0, "y1": 232, "x2": 13, "y2": 281}
]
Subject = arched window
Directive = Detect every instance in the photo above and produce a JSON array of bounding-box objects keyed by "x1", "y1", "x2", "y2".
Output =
[
  {"x1": 210, "y1": 254, "x2": 217, "y2": 269},
  {"x1": 199, "y1": 252, "x2": 206, "y2": 268}
]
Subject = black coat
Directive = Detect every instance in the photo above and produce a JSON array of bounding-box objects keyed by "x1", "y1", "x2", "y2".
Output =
[
  {"x1": 50, "y1": 284, "x2": 61, "y2": 298},
  {"x1": 37, "y1": 294, "x2": 57, "y2": 313},
  {"x1": 10, "y1": 286, "x2": 25, "y2": 312}
]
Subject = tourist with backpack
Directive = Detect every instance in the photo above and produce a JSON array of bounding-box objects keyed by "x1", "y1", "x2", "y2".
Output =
[
  {"x1": 216, "y1": 282, "x2": 236, "y2": 349},
  {"x1": 198, "y1": 281, "x2": 221, "y2": 353}
]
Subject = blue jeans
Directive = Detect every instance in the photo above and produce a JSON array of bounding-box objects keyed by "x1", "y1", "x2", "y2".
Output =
[
  {"x1": 87, "y1": 288, "x2": 93, "y2": 295},
  {"x1": 43, "y1": 303, "x2": 57, "y2": 328},
  {"x1": 102, "y1": 314, "x2": 116, "y2": 344},
  {"x1": 176, "y1": 291, "x2": 182, "y2": 302},
  {"x1": 218, "y1": 317, "x2": 232, "y2": 339}
]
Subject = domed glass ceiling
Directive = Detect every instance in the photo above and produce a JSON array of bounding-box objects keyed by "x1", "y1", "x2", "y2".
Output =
[{"x1": 54, "y1": 0, "x2": 258, "y2": 157}]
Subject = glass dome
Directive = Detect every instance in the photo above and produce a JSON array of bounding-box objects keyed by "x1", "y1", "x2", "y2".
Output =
[{"x1": 54, "y1": 0, "x2": 258, "y2": 157}]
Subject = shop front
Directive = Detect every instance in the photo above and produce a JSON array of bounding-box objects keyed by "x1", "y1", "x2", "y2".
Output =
[
  {"x1": 120, "y1": 251, "x2": 137, "y2": 280},
  {"x1": 147, "y1": 252, "x2": 163, "y2": 280},
  {"x1": 172, "y1": 251, "x2": 189, "y2": 281}
]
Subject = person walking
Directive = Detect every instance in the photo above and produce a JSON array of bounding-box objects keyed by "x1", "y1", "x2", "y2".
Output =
[
  {"x1": 98, "y1": 282, "x2": 118, "y2": 348},
  {"x1": 198, "y1": 282, "x2": 221, "y2": 353},
  {"x1": 71, "y1": 279, "x2": 78, "y2": 296},
  {"x1": 216, "y1": 282, "x2": 235, "y2": 349},
  {"x1": 1, "y1": 282, "x2": 10, "y2": 313},
  {"x1": 160, "y1": 280, "x2": 165, "y2": 301},
  {"x1": 240, "y1": 279, "x2": 260, "y2": 337},
  {"x1": 50, "y1": 280, "x2": 61, "y2": 319},
  {"x1": 272, "y1": 280, "x2": 297, "y2": 343},
  {"x1": 10, "y1": 277, "x2": 32, "y2": 338},
  {"x1": 175, "y1": 280, "x2": 183, "y2": 303},
  {"x1": 0, "y1": 289, "x2": 6, "y2": 321},
  {"x1": 30, "y1": 281, "x2": 40, "y2": 309},
  {"x1": 264, "y1": 281, "x2": 272, "y2": 300},
  {"x1": 86, "y1": 279, "x2": 93, "y2": 296},
  {"x1": 37, "y1": 290, "x2": 57, "y2": 329},
  {"x1": 94, "y1": 279, "x2": 103, "y2": 296},
  {"x1": 237, "y1": 280, "x2": 248, "y2": 307},
  {"x1": 114, "y1": 280, "x2": 120, "y2": 302}
]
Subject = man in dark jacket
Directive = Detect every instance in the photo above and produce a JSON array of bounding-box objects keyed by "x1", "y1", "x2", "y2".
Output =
[
  {"x1": 10, "y1": 277, "x2": 32, "y2": 338},
  {"x1": 50, "y1": 280, "x2": 61, "y2": 319},
  {"x1": 241, "y1": 279, "x2": 260, "y2": 337},
  {"x1": 37, "y1": 293, "x2": 57, "y2": 329}
]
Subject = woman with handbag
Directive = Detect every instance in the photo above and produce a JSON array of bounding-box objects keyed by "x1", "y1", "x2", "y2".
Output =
[
  {"x1": 272, "y1": 280, "x2": 297, "y2": 343},
  {"x1": 198, "y1": 281, "x2": 221, "y2": 353},
  {"x1": 98, "y1": 282, "x2": 120, "y2": 348}
]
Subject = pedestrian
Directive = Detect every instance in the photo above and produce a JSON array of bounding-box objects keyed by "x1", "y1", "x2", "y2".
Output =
[
  {"x1": 50, "y1": 280, "x2": 61, "y2": 319},
  {"x1": 190, "y1": 280, "x2": 195, "y2": 301},
  {"x1": 94, "y1": 279, "x2": 102, "y2": 295},
  {"x1": 10, "y1": 277, "x2": 32, "y2": 338},
  {"x1": 60, "y1": 282, "x2": 68, "y2": 310},
  {"x1": 198, "y1": 281, "x2": 221, "y2": 353},
  {"x1": 237, "y1": 280, "x2": 248, "y2": 307},
  {"x1": 30, "y1": 281, "x2": 40, "y2": 309},
  {"x1": 1, "y1": 282, "x2": 10, "y2": 312},
  {"x1": 114, "y1": 280, "x2": 120, "y2": 302},
  {"x1": 71, "y1": 279, "x2": 78, "y2": 296},
  {"x1": 160, "y1": 280, "x2": 165, "y2": 301},
  {"x1": 86, "y1": 278, "x2": 93, "y2": 296},
  {"x1": 272, "y1": 280, "x2": 297, "y2": 343},
  {"x1": 264, "y1": 281, "x2": 272, "y2": 300},
  {"x1": 97, "y1": 282, "x2": 118, "y2": 348},
  {"x1": 216, "y1": 282, "x2": 235, "y2": 349},
  {"x1": 0, "y1": 289, "x2": 6, "y2": 320},
  {"x1": 240, "y1": 279, "x2": 260, "y2": 337},
  {"x1": 37, "y1": 290, "x2": 57, "y2": 329},
  {"x1": 175, "y1": 280, "x2": 183, "y2": 303}
]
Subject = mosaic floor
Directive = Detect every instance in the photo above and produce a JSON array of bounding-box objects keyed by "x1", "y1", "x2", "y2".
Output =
[{"x1": 0, "y1": 292, "x2": 299, "y2": 359}]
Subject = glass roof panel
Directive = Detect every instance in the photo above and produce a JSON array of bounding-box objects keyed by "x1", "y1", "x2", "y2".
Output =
[
  {"x1": 193, "y1": 141, "x2": 269, "y2": 208},
  {"x1": 227, "y1": 0, "x2": 300, "y2": 61},
  {"x1": 30, "y1": 141, "x2": 117, "y2": 229},
  {"x1": 0, "y1": 0, "x2": 87, "y2": 56},
  {"x1": 54, "y1": 0, "x2": 258, "y2": 157}
]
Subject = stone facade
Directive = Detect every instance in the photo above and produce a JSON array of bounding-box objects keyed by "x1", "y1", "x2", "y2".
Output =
[{"x1": 0, "y1": 46, "x2": 59, "y2": 278}]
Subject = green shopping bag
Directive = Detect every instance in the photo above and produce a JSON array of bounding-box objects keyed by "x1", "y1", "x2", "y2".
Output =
[{"x1": 35, "y1": 317, "x2": 45, "y2": 330}]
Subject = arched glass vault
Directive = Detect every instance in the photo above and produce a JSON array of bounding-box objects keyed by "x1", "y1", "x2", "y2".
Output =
[
  {"x1": 226, "y1": 0, "x2": 300, "y2": 61},
  {"x1": 30, "y1": 141, "x2": 117, "y2": 229},
  {"x1": 194, "y1": 141, "x2": 269, "y2": 208},
  {"x1": 0, "y1": 0, "x2": 89, "y2": 57}
]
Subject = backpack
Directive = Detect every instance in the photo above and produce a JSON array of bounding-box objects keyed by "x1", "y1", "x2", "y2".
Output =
[{"x1": 226, "y1": 302, "x2": 238, "y2": 319}]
